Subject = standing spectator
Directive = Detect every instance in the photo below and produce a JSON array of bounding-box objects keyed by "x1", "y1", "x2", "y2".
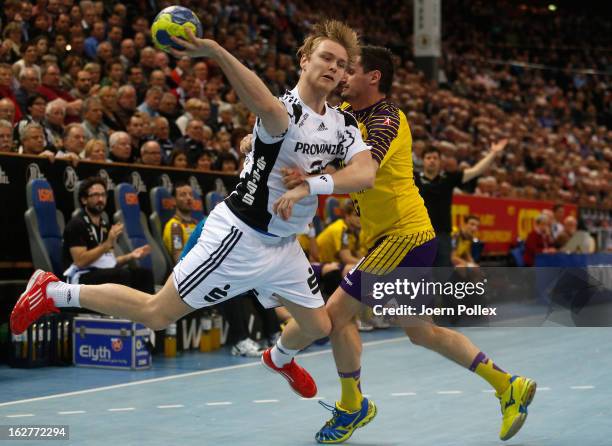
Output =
[
  {"x1": 415, "y1": 140, "x2": 507, "y2": 266},
  {"x1": 81, "y1": 97, "x2": 109, "y2": 145},
  {"x1": 523, "y1": 214, "x2": 556, "y2": 267},
  {"x1": 62, "y1": 176, "x2": 153, "y2": 292},
  {"x1": 162, "y1": 181, "x2": 197, "y2": 264}
]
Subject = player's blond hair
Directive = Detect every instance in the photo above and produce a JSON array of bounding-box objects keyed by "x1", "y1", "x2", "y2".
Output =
[{"x1": 297, "y1": 20, "x2": 360, "y2": 66}]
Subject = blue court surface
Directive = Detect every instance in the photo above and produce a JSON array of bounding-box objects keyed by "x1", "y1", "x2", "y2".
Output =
[{"x1": 1, "y1": 328, "x2": 610, "y2": 445}]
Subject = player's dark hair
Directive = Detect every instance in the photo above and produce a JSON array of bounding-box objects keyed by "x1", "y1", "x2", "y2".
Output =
[
  {"x1": 422, "y1": 146, "x2": 440, "y2": 157},
  {"x1": 360, "y1": 45, "x2": 394, "y2": 96},
  {"x1": 78, "y1": 176, "x2": 107, "y2": 205},
  {"x1": 465, "y1": 214, "x2": 480, "y2": 223},
  {"x1": 173, "y1": 180, "x2": 191, "y2": 197}
]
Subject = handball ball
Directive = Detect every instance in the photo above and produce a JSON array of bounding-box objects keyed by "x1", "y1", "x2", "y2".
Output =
[{"x1": 151, "y1": 6, "x2": 203, "y2": 53}]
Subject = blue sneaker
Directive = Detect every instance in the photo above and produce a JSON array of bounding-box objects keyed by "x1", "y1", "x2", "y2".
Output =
[{"x1": 315, "y1": 397, "x2": 377, "y2": 444}]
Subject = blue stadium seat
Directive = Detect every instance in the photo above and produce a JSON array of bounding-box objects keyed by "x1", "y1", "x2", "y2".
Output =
[
  {"x1": 149, "y1": 186, "x2": 176, "y2": 267},
  {"x1": 324, "y1": 196, "x2": 342, "y2": 225},
  {"x1": 24, "y1": 179, "x2": 65, "y2": 276},
  {"x1": 113, "y1": 183, "x2": 169, "y2": 286},
  {"x1": 204, "y1": 190, "x2": 225, "y2": 215},
  {"x1": 192, "y1": 189, "x2": 205, "y2": 221}
]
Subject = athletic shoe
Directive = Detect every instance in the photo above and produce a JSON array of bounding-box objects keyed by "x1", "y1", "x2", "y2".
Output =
[
  {"x1": 261, "y1": 348, "x2": 317, "y2": 398},
  {"x1": 10, "y1": 269, "x2": 60, "y2": 335},
  {"x1": 315, "y1": 397, "x2": 377, "y2": 444},
  {"x1": 356, "y1": 319, "x2": 374, "y2": 332},
  {"x1": 498, "y1": 375, "x2": 537, "y2": 441},
  {"x1": 370, "y1": 315, "x2": 390, "y2": 329},
  {"x1": 231, "y1": 338, "x2": 264, "y2": 357}
]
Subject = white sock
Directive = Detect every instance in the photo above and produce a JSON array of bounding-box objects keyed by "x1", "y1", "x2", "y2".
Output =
[
  {"x1": 270, "y1": 338, "x2": 299, "y2": 368},
  {"x1": 47, "y1": 282, "x2": 82, "y2": 308}
]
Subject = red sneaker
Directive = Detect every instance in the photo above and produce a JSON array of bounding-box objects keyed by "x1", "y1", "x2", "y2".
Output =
[
  {"x1": 10, "y1": 269, "x2": 60, "y2": 335},
  {"x1": 261, "y1": 347, "x2": 317, "y2": 398}
]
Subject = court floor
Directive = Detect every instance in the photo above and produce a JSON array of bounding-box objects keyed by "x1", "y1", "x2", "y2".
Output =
[{"x1": 1, "y1": 327, "x2": 610, "y2": 445}]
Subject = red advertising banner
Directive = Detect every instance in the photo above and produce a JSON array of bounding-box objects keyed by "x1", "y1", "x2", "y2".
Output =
[{"x1": 451, "y1": 195, "x2": 577, "y2": 254}]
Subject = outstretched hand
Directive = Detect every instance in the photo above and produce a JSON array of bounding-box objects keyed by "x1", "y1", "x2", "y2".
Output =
[
  {"x1": 170, "y1": 27, "x2": 217, "y2": 59},
  {"x1": 490, "y1": 138, "x2": 508, "y2": 155}
]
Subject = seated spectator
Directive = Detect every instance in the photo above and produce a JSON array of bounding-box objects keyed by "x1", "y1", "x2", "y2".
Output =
[
  {"x1": 162, "y1": 181, "x2": 197, "y2": 264},
  {"x1": 108, "y1": 130, "x2": 133, "y2": 163},
  {"x1": 115, "y1": 84, "x2": 137, "y2": 130},
  {"x1": 139, "y1": 140, "x2": 162, "y2": 166},
  {"x1": 551, "y1": 204, "x2": 565, "y2": 240},
  {"x1": 316, "y1": 200, "x2": 362, "y2": 267},
  {"x1": 195, "y1": 150, "x2": 215, "y2": 171},
  {"x1": 215, "y1": 103, "x2": 236, "y2": 134},
  {"x1": 17, "y1": 93, "x2": 47, "y2": 144},
  {"x1": 14, "y1": 67, "x2": 41, "y2": 116},
  {"x1": 43, "y1": 99, "x2": 66, "y2": 152},
  {"x1": 19, "y1": 122, "x2": 54, "y2": 160},
  {"x1": 84, "y1": 20, "x2": 105, "y2": 60},
  {"x1": 97, "y1": 86, "x2": 123, "y2": 131},
  {"x1": 168, "y1": 147, "x2": 188, "y2": 168},
  {"x1": 100, "y1": 59, "x2": 125, "y2": 89},
  {"x1": 175, "y1": 119, "x2": 209, "y2": 166},
  {"x1": 0, "y1": 98, "x2": 16, "y2": 125},
  {"x1": 0, "y1": 63, "x2": 22, "y2": 122},
  {"x1": 171, "y1": 70, "x2": 195, "y2": 107},
  {"x1": 83, "y1": 138, "x2": 107, "y2": 162},
  {"x1": 137, "y1": 86, "x2": 162, "y2": 117},
  {"x1": 55, "y1": 123, "x2": 86, "y2": 163},
  {"x1": 452, "y1": 215, "x2": 480, "y2": 267},
  {"x1": 0, "y1": 120, "x2": 14, "y2": 152},
  {"x1": 81, "y1": 96, "x2": 109, "y2": 146},
  {"x1": 149, "y1": 70, "x2": 167, "y2": 90},
  {"x1": 524, "y1": 214, "x2": 557, "y2": 266},
  {"x1": 158, "y1": 92, "x2": 182, "y2": 140},
  {"x1": 62, "y1": 176, "x2": 154, "y2": 293},
  {"x1": 69, "y1": 69, "x2": 93, "y2": 101},
  {"x1": 556, "y1": 216, "x2": 596, "y2": 254},
  {"x1": 37, "y1": 62, "x2": 81, "y2": 119},
  {"x1": 176, "y1": 97, "x2": 202, "y2": 135},
  {"x1": 214, "y1": 152, "x2": 239, "y2": 173},
  {"x1": 152, "y1": 116, "x2": 174, "y2": 162}
]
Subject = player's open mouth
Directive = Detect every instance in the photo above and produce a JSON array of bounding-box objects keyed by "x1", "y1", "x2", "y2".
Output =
[{"x1": 322, "y1": 75, "x2": 334, "y2": 81}]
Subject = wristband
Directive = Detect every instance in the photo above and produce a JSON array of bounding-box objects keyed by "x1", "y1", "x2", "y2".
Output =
[{"x1": 305, "y1": 174, "x2": 334, "y2": 196}]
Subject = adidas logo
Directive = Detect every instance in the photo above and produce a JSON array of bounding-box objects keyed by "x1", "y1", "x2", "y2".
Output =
[{"x1": 316, "y1": 122, "x2": 328, "y2": 132}]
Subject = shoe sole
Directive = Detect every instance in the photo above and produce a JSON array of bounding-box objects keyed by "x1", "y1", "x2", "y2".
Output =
[
  {"x1": 260, "y1": 355, "x2": 316, "y2": 398},
  {"x1": 501, "y1": 379, "x2": 537, "y2": 441},
  {"x1": 316, "y1": 401, "x2": 378, "y2": 444}
]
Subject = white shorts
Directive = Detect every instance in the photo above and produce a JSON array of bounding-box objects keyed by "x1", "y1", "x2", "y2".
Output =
[{"x1": 172, "y1": 202, "x2": 324, "y2": 310}]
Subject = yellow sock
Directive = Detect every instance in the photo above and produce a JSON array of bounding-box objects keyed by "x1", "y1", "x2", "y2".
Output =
[
  {"x1": 470, "y1": 352, "x2": 512, "y2": 395},
  {"x1": 338, "y1": 369, "x2": 363, "y2": 412}
]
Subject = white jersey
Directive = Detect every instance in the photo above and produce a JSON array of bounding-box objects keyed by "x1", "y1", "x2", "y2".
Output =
[{"x1": 226, "y1": 87, "x2": 370, "y2": 236}]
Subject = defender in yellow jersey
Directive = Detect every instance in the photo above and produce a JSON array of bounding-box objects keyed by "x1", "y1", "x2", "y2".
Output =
[{"x1": 299, "y1": 46, "x2": 535, "y2": 443}]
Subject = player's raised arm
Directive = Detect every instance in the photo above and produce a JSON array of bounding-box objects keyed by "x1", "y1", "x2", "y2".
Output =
[{"x1": 171, "y1": 28, "x2": 288, "y2": 137}]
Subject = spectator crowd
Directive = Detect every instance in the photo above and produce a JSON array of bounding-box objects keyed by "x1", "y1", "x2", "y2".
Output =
[{"x1": 0, "y1": 0, "x2": 609, "y2": 211}]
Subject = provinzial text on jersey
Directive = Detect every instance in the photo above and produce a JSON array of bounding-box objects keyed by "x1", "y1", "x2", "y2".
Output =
[{"x1": 294, "y1": 142, "x2": 347, "y2": 157}]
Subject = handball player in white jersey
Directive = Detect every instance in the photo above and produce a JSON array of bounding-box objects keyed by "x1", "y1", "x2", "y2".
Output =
[{"x1": 11, "y1": 20, "x2": 377, "y2": 399}]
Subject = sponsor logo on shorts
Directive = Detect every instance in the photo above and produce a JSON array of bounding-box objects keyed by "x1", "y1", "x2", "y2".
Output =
[{"x1": 204, "y1": 284, "x2": 231, "y2": 303}]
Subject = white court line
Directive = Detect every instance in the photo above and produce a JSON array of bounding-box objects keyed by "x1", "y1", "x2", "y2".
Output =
[
  {"x1": 253, "y1": 399, "x2": 279, "y2": 404},
  {"x1": 0, "y1": 337, "x2": 408, "y2": 408},
  {"x1": 206, "y1": 402, "x2": 232, "y2": 406},
  {"x1": 6, "y1": 413, "x2": 34, "y2": 418},
  {"x1": 570, "y1": 385, "x2": 595, "y2": 390},
  {"x1": 58, "y1": 410, "x2": 86, "y2": 415},
  {"x1": 157, "y1": 405, "x2": 184, "y2": 409},
  {"x1": 107, "y1": 407, "x2": 135, "y2": 412},
  {"x1": 391, "y1": 392, "x2": 416, "y2": 396},
  {"x1": 437, "y1": 390, "x2": 463, "y2": 395}
]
